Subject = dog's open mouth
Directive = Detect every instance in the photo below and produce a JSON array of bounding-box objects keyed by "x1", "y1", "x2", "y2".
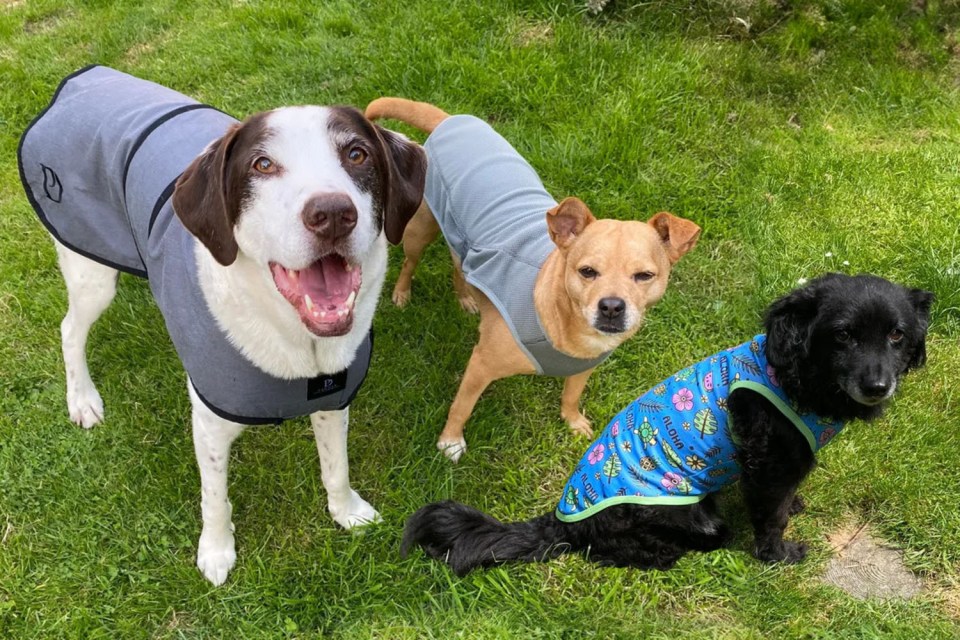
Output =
[{"x1": 270, "y1": 255, "x2": 362, "y2": 337}]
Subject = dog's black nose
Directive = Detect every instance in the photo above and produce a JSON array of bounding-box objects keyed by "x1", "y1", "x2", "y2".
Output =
[
  {"x1": 861, "y1": 379, "x2": 891, "y2": 398},
  {"x1": 301, "y1": 193, "x2": 357, "y2": 240},
  {"x1": 598, "y1": 297, "x2": 626, "y2": 320}
]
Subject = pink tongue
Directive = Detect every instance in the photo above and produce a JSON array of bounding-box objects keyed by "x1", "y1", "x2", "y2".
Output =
[{"x1": 300, "y1": 256, "x2": 351, "y2": 301}]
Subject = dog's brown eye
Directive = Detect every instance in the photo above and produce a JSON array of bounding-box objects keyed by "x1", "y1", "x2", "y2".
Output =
[
  {"x1": 889, "y1": 328, "x2": 904, "y2": 343},
  {"x1": 835, "y1": 330, "x2": 851, "y2": 343},
  {"x1": 579, "y1": 266, "x2": 598, "y2": 279},
  {"x1": 253, "y1": 156, "x2": 276, "y2": 174},
  {"x1": 347, "y1": 147, "x2": 367, "y2": 165},
  {"x1": 633, "y1": 271, "x2": 655, "y2": 283}
]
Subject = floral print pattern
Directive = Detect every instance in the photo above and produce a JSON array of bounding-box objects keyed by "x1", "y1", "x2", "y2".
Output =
[{"x1": 556, "y1": 335, "x2": 845, "y2": 521}]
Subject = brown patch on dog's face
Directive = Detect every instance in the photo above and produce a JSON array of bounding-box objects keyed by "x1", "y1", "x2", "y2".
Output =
[
  {"x1": 173, "y1": 112, "x2": 273, "y2": 265},
  {"x1": 325, "y1": 106, "x2": 426, "y2": 245},
  {"x1": 553, "y1": 204, "x2": 700, "y2": 337}
]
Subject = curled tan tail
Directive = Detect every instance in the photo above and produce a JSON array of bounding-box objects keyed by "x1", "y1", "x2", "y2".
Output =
[{"x1": 365, "y1": 97, "x2": 449, "y2": 134}]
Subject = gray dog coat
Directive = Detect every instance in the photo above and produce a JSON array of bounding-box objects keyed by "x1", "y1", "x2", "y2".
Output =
[
  {"x1": 18, "y1": 65, "x2": 371, "y2": 425},
  {"x1": 423, "y1": 115, "x2": 610, "y2": 376}
]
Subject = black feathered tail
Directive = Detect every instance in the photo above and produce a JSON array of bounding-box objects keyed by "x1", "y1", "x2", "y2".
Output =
[{"x1": 401, "y1": 500, "x2": 572, "y2": 575}]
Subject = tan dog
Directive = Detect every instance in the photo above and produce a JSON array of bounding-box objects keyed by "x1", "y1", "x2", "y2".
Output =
[{"x1": 366, "y1": 98, "x2": 701, "y2": 462}]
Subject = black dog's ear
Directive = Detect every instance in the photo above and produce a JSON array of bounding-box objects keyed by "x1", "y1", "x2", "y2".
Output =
[
  {"x1": 763, "y1": 281, "x2": 821, "y2": 374},
  {"x1": 906, "y1": 288, "x2": 935, "y2": 370},
  {"x1": 373, "y1": 125, "x2": 427, "y2": 245}
]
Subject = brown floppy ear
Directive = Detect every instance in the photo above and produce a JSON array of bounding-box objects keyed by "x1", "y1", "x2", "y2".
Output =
[
  {"x1": 172, "y1": 124, "x2": 244, "y2": 266},
  {"x1": 373, "y1": 125, "x2": 427, "y2": 245},
  {"x1": 647, "y1": 212, "x2": 701, "y2": 264},
  {"x1": 546, "y1": 197, "x2": 596, "y2": 250}
]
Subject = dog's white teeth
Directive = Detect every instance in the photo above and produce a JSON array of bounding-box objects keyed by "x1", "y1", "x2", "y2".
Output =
[
  {"x1": 287, "y1": 268, "x2": 298, "y2": 282},
  {"x1": 346, "y1": 292, "x2": 356, "y2": 309},
  {"x1": 319, "y1": 310, "x2": 327, "y2": 319},
  {"x1": 345, "y1": 263, "x2": 353, "y2": 273},
  {"x1": 304, "y1": 294, "x2": 314, "y2": 311}
]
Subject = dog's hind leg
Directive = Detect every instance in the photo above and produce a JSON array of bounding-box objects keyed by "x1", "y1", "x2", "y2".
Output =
[
  {"x1": 54, "y1": 240, "x2": 118, "y2": 428},
  {"x1": 449, "y1": 252, "x2": 478, "y2": 314},
  {"x1": 392, "y1": 201, "x2": 438, "y2": 307},
  {"x1": 311, "y1": 408, "x2": 381, "y2": 529},
  {"x1": 190, "y1": 386, "x2": 245, "y2": 586}
]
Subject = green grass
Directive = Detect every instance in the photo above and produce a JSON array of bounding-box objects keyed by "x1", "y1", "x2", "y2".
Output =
[{"x1": 2, "y1": 0, "x2": 960, "y2": 637}]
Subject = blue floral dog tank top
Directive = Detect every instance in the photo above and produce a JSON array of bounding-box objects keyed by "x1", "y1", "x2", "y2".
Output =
[{"x1": 556, "y1": 335, "x2": 844, "y2": 522}]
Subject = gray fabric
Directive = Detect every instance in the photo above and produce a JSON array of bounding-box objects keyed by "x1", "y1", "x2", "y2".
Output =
[
  {"x1": 18, "y1": 65, "x2": 371, "y2": 424},
  {"x1": 423, "y1": 115, "x2": 609, "y2": 376}
]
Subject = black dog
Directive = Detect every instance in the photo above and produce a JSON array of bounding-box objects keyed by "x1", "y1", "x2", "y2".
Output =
[{"x1": 402, "y1": 274, "x2": 933, "y2": 575}]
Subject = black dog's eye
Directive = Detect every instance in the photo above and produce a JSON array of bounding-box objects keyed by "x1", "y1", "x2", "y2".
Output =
[
  {"x1": 633, "y1": 271, "x2": 655, "y2": 283},
  {"x1": 889, "y1": 328, "x2": 904, "y2": 343},
  {"x1": 347, "y1": 147, "x2": 368, "y2": 165},
  {"x1": 835, "y1": 329, "x2": 851, "y2": 343},
  {"x1": 579, "y1": 266, "x2": 598, "y2": 279}
]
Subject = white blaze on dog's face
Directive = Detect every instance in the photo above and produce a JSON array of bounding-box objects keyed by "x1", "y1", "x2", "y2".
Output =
[
  {"x1": 547, "y1": 198, "x2": 701, "y2": 339},
  {"x1": 173, "y1": 105, "x2": 425, "y2": 338}
]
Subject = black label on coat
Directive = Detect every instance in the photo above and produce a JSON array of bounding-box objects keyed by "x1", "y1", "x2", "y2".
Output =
[{"x1": 307, "y1": 370, "x2": 347, "y2": 399}]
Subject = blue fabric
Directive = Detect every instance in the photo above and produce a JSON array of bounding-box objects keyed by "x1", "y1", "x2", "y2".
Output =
[{"x1": 556, "y1": 335, "x2": 844, "y2": 522}]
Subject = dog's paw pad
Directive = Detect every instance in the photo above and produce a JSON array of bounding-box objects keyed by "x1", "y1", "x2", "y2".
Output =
[
  {"x1": 331, "y1": 491, "x2": 382, "y2": 531},
  {"x1": 458, "y1": 295, "x2": 479, "y2": 314},
  {"x1": 567, "y1": 415, "x2": 593, "y2": 438},
  {"x1": 67, "y1": 388, "x2": 104, "y2": 429},
  {"x1": 437, "y1": 437, "x2": 467, "y2": 462},
  {"x1": 392, "y1": 287, "x2": 411, "y2": 308},
  {"x1": 197, "y1": 535, "x2": 236, "y2": 586}
]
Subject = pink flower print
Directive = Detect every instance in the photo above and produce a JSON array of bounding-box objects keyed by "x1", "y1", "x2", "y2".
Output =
[
  {"x1": 766, "y1": 364, "x2": 780, "y2": 387},
  {"x1": 611, "y1": 421, "x2": 620, "y2": 437},
  {"x1": 672, "y1": 388, "x2": 694, "y2": 411},
  {"x1": 819, "y1": 427, "x2": 837, "y2": 447},
  {"x1": 660, "y1": 471, "x2": 683, "y2": 489},
  {"x1": 588, "y1": 443, "x2": 605, "y2": 465},
  {"x1": 703, "y1": 372, "x2": 714, "y2": 392}
]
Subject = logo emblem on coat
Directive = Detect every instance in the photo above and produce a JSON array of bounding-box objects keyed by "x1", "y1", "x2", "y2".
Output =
[{"x1": 40, "y1": 164, "x2": 63, "y2": 203}]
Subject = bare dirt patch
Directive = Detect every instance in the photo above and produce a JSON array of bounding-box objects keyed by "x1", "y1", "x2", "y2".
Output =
[{"x1": 822, "y1": 522, "x2": 923, "y2": 600}]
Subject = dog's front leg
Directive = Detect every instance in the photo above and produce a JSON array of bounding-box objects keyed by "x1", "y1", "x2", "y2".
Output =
[
  {"x1": 311, "y1": 408, "x2": 381, "y2": 529},
  {"x1": 730, "y1": 392, "x2": 815, "y2": 565},
  {"x1": 740, "y1": 474, "x2": 807, "y2": 564},
  {"x1": 437, "y1": 347, "x2": 500, "y2": 462},
  {"x1": 561, "y1": 368, "x2": 596, "y2": 437},
  {"x1": 189, "y1": 385, "x2": 245, "y2": 586}
]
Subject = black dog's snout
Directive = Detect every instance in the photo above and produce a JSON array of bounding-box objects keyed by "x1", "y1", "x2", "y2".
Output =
[
  {"x1": 598, "y1": 297, "x2": 626, "y2": 320},
  {"x1": 301, "y1": 193, "x2": 358, "y2": 240},
  {"x1": 860, "y1": 378, "x2": 891, "y2": 398}
]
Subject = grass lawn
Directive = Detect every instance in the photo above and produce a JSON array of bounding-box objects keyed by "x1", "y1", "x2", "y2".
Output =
[{"x1": 2, "y1": 0, "x2": 960, "y2": 637}]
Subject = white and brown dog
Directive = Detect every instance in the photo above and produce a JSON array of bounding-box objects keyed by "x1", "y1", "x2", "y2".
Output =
[{"x1": 18, "y1": 66, "x2": 425, "y2": 585}]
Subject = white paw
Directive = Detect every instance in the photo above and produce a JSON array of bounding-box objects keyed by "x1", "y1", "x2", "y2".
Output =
[
  {"x1": 458, "y1": 294, "x2": 479, "y2": 315},
  {"x1": 392, "y1": 286, "x2": 411, "y2": 308},
  {"x1": 330, "y1": 490, "x2": 382, "y2": 531},
  {"x1": 196, "y1": 531, "x2": 236, "y2": 586},
  {"x1": 437, "y1": 437, "x2": 467, "y2": 462},
  {"x1": 67, "y1": 386, "x2": 104, "y2": 429},
  {"x1": 567, "y1": 413, "x2": 593, "y2": 438}
]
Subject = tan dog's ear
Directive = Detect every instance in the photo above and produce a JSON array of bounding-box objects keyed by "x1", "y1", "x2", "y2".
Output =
[
  {"x1": 546, "y1": 197, "x2": 596, "y2": 249},
  {"x1": 173, "y1": 124, "x2": 244, "y2": 266},
  {"x1": 647, "y1": 212, "x2": 701, "y2": 264}
]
